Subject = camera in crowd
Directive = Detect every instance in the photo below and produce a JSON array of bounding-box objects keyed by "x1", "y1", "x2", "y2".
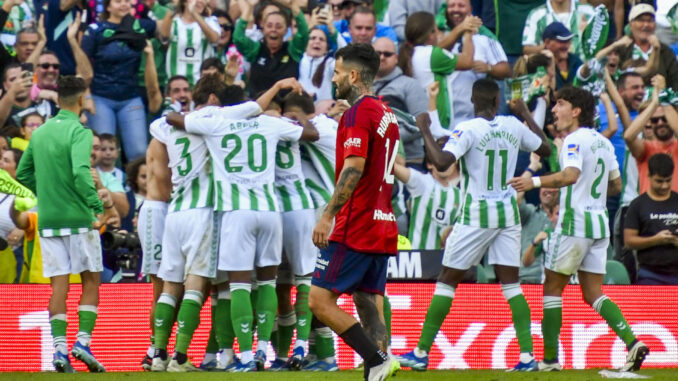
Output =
[{"x1": 101, "y1": 228, "x2": 141, "y2": 281}]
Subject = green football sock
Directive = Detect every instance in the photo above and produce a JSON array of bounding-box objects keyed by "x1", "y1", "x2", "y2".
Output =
[
  {"x1": 154, "y1": 293, "x2": 178, "y2": 351},
  {"x1": 593, "y1": 296, "x2": 636, "y2": 347},
  {"x1": 294, "y1": 279, "x2": 312, "y2": 341},
  {"x1": 50, "y1": 314, "x2": 67, "y2": 353},
  {"x1": 216, "y1": 294, "x2": 234, "y2": 349},
  {"x1": 383, "y1": 295, "x2": 392, "y2": 344},
  {"x1": 76, "y1": 305, "x2": 97, "y2": 346},
  {"x1": 255, "y1": 280, "x2": 277, "y2": 344},
  {"x1": 315, "y1": 326, "x2": 335, "y2": 359},
  {"x1": 205, "y1": 301, "x2": 219, "y2": 354},
  {"x1": 276, "y1": 312, "x2": 296, "y2": 358},
  {"x1": 417, "y1": 283, "x2": 455, "y2": 352},
  {"x1": 502, "y1": 284, "x2": 533, "y2": 353},
  {"x1": 175, "y1": 290, "x2": 203, "y2": 355},
  {"x1": 542, "y1": 296, "x2": 562, "y2": 362},
  {"x1": 230, "y1": 283, "x2": 253, "y2": 352}
]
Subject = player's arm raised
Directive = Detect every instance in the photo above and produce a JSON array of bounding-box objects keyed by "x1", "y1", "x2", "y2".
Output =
[
  {"x1": 416, "y1": 112, "x2": 456, "y2": 171},
  {"x1": 312, "y1": 156, "x2": 365, "y2": 248},
  {"x1": 509, "y1": 98, "x2": 551, "y2": 158},
  {"x1": 286, "y1": 110, "x2": 319, "y2": 141}
]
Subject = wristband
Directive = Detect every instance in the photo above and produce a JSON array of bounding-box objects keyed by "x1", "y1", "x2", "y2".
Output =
[
  {"x1": 532, "y1": 176, "x2": 542, "y2": 188},
  {"x1": 532, "y1": 240, "x2": 539, "y2": 247},
  {"x1": 526, "y1": 167, "x2": 537, "y2": 176}
]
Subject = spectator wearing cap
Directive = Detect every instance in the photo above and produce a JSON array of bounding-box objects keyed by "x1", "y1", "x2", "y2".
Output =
[
  {"x1": 437, "y1": 0, "x2": 510, "y2": 124},
  {"x1": 618, "y1": 3, "x2": 678, "y2": 90},
  {"x1": 387, "y1": 0, "x2": 446, "y2": 42},
  {"x1": 522, "y1": 0, "x2": 594, "y2": 60},
  {"x1": 542, "y1": 21, "x2": 581, "y2": 90},
  {"x1": 334, "y1": 1, "x2": 398, "y2": 46}
]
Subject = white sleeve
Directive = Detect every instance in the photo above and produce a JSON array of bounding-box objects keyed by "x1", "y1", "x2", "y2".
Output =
[
  {"x1": 185, "y1": 109, "x2": 218, "y2": 135},
  {"x1": 276, "y1": 117, "x2": 304, "y2": 142},
  {"x1": 404, "y1": 168, "x2": 431, "y2": 197},
  {"x1": 149, "y1": 119, "x2": 169, "y2": 144},
  {"x1": 607, "y1": 141, "x2": 620, "y2": 174},
  {"x1": 522, "y1": 9, "x2": 539, "y2": 47},
  {"x1": 532, "y1": 97, "x2": 547, "y2": 129},
  {"x1": 442, "y1": 123, "x2": 472, "y2": 159},
  {"x1": 428, "y1": 110, "x2": 451, "y2": 139},
  {"x1": 205, "y1": 16, "x2": 222, "y2": 42},
  {"x1": 485, "y1": 37, "x2": 507, "y2": 66},
  {"x1": 561, "y1": 135, "x2": 583, "y2": 171},
  {"x1": 516, "y1": 117, "x2": 542, "y2": 152},
  {"x1": 217, "y1": 101, "x2": 262, "y2": 119}
]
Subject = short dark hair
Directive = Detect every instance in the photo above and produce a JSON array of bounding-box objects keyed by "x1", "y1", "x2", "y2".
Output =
[
  {"x1": 471, "y1": 78, "x2": 500, "y2": 111},
  {"x1": 526, "y1": 54, "x2": 551, "y2": 75},
  {"x1": 2, "y1": 62, "x2": 20, "y2": 83},
  {"x1": 167, "y1": 75, "x2": 190, "y2": 93},
  {"x1": 88, "y1": 128, "x2": 100, "y2": 139},
  {"x1": 282, "y1": 91, "x2": 315, "y2": 114},
  {"x1": 99, "y1": 133, "x2": 118, "y2": 146},
  {"x1": 200, "y1": 57, "x2": 225, "y2": 74},
  {"x1": 16, "y1": 27, "x2": 38, "y2": 40},
  {"x1": 648, "y1": 153, "x2": 674, "y2": 178},
  {"x1": 192, "y1": 74, "x2": 228, "y2": 106},
  {"x1": 349, "y1": 5, "x2": 376, "y2": 25},
  {"x1": 254, "y1": 0, "x2": 289, "y2": 27},
  {"x1": 335, "y1": 43, "x2": 380, "y2": 86},
  {"x1": 126, "y1": 156, "x2": 146, "y2": 194},
  {"x1": 219, "y1": 85, "x2": 248, "y2": 106},
  {"x1": 617, "y1": 71, "x2": 643, "y2": 90},
  {"x1": 57, "y1": 76, "x2": 87, "y2": 105},
  {"x1": 20, "y1": 112, "x2": 43, "y2": 128},
  {"x1": 5, "y1": 148, "x2": 22, "y2": 169},
  {"x1": 555, "y1": 86, "x2": 596, "y2": 128},
  {"x1": 39, "y1": 49, "x2": 59, "y2": 61}
]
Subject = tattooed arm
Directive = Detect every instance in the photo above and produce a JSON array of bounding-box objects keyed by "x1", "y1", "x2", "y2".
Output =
[
  {"x1": 312, "y1": 156, "x2": 365, "y2": 248},
  {"x1": 353, "y1": 291, "x2": 388, "y2": 352}
]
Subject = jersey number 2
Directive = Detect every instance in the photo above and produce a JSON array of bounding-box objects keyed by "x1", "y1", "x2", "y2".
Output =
[{"x1": 383, "y1": 138, "x2": 399, "y2": 184}]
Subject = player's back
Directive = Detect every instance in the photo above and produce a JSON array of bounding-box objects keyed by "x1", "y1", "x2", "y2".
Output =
[
  {"x1": 557, "y1": 128, "x2": 617, "y2": 239},
  {"x1": 444, "y1": 115, "x2": 542, "y2": 228},
  {"x1": 150, "y1": 117, "x2": 212, "y2": 212},
  {"x1": 330, "y1": 96, "x2": 400, "y2": 254}
]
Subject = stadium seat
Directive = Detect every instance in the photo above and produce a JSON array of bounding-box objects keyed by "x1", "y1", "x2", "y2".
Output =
[{"x1": 604, "y1": 260, "x2": 631, "y2": 285}]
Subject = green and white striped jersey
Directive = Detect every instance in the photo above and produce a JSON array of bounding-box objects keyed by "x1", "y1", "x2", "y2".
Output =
[
  {"x1": 275, "y1": 117, "x2": 313, "y2": 211},
  {"x1": 522, "y1": 0, "x2": 594, "y2": 61},
  {"x1": 406, "y1": 169, "x2": 461, "y2": 250},
  {"x1": 300, "y1": 114, "x2": 337, "y2": 208},
  {"x1": 150, "y1": 117, "x2": 212, "y2": 212},
  {"x1": 1, "y1": 2, "x2": 31, "y2": 47},
  {"x1": 166, "y1": 16, "x2": 221, "y2": 85},
  {"x1": 411, "y1": 45, "x2": 458, "y2": 130},
  {"x1": 556, "y1": 128, "x2": 619, "y2": 239},
  {"x1": 443, "y1": 115, "x2": 542, "y2": 228},
  {"x1": 185, "y1": 107, "x2": 303, "y2": 212}
]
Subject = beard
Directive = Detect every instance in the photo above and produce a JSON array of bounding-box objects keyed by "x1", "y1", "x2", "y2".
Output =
[
  {"x1": 334, "y1": 76, "x2": 351, "y2": 100},
  {"x1": 654, "y1": 125, "x2": 673, "y2": 141}
]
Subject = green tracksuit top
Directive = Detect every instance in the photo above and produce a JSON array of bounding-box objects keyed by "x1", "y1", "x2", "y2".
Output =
[{"x1": 17, "y1": 109, "x2": 103, "y2": 235}]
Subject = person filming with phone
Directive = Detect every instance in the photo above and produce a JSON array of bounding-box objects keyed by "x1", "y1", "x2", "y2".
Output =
[{"x1": 624, "y1": 154, "x2": 678, "y2": 285}]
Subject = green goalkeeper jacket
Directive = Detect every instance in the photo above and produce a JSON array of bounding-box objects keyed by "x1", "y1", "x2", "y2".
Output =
[{"x1": 17, "y1": 109, "x2": 103, "y2": 234}]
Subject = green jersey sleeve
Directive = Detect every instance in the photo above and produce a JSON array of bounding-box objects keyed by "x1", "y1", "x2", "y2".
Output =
[
  {"x1": 233, "y1": 18, "x2": 261, "y2": 63},
  {"x1": 288, "y1": 12, "x2": 309, "y2": 62},
  {"x1": 430, "y1": 46, "x2": 457, "y2": 75}
]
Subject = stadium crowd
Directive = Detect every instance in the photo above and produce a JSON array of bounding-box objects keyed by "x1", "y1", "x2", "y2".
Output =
[{"x1": 0, "y1": 0, "x2": 677, "y2": 375}]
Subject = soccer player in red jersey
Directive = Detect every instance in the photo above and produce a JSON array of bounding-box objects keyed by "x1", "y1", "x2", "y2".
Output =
[{"x1": 309, "y1": 43, "x2": 401, "y2": 381}]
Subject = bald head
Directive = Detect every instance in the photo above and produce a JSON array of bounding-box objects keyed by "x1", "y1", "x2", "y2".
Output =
[{"x1": 373, "y1": 37, "x2": 398, "y2": 78}]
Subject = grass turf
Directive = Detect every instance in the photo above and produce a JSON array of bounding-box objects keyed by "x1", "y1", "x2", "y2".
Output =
[{"x1": 3, "y1": 369, "x2": 677, "y2": 381}]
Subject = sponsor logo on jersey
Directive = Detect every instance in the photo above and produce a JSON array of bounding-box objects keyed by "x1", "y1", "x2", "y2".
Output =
[
  {"x1": 567, "y1": 144, "x2": 579, "y2": 158},
  {"x1": 373, "y1": 209, "x2": 396, "y2": 222},
  {"x1": 344, "y1": 137, "x2": 361, "y2": 149},
  {"x1": 451, "y1": 129, "x2": 463, "y2": 139}
]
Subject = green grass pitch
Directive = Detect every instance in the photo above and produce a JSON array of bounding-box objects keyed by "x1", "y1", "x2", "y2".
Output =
[{"x1": 3, "y1": 369, "x2": 677, "y2": 381}]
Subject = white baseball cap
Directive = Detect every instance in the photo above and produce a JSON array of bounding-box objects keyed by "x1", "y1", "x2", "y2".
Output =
[{"x1": 628, "y1": 3, "x2": 655, "y2": 22}]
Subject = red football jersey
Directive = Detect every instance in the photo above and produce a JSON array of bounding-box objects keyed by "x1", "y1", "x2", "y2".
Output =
[{"x1": 329, "y1": 96, "x2": 400, "y2": 254}]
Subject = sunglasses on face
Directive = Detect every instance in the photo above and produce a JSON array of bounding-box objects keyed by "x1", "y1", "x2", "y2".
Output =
[
  {"x1": 38, "y1": 63, "x2": 59, "y2": 70},
  {"x1": 375, "y1": 50, "x2": 395, "y2": 58},
  {"x1": 650, "y1": 116, "x2": 667, "y2": 124},
  {"x1": 220, "y1": 24, "x2": 233, "y2": 31}
]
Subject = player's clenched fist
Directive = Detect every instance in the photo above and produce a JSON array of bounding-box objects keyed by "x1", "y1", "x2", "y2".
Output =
[{"x1": 507, "y1": 176, "x2": 534, "y2": 192}]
